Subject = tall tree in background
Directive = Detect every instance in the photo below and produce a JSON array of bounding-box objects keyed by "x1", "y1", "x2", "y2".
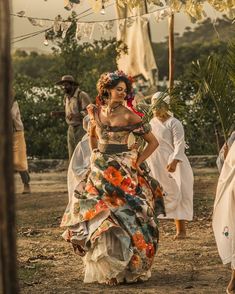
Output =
[{"x1": 0, "y1": 0, "x2": 19, "y2": 293}]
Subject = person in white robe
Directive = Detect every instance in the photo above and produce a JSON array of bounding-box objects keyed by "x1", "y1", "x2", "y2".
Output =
[
  {"x1": 63, "y1": 115, "x2": 91, "y2": 233},
  {"x1": 216, "y1": 131, "x2": 235, "y2": 173},
  {"x1": 146, "y1": 92, "x2": 194, "y2": 239},
  {"x1": 212, "y1": 141, "x2": 235, "y2": 294}
]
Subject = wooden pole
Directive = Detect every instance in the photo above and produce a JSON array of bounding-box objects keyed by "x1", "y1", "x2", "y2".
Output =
[
  {"x1": 143, "y1": 0, "x2": 157, "y2": 87},
  {"x1": 144, "y1": 0, "x2": 152, "y2": 42},
  {"x1": 168, "y1": 13, "x2": 175, "y2": 90},
  {"x1": 0, "y1": 0, "x2": 19, "y2": 293}
]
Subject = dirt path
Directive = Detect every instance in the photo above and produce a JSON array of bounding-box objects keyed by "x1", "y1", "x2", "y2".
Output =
[{"x1": 15, "y1": 168, "x2": 230, "y2": 294}]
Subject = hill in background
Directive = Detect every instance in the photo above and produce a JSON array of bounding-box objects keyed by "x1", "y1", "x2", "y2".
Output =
[{"x1": 152, "y1": 15, "x2": 234, "y2": 79}]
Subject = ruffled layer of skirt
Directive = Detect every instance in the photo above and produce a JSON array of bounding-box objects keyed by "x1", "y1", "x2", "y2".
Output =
[{"x1": 61, "y1": 149, "x2": 164, "y2": 283}]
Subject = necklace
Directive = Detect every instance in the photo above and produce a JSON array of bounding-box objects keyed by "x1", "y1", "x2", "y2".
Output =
[{"x1": 107, "y1": 102, "x2": 122, "y2": 114}]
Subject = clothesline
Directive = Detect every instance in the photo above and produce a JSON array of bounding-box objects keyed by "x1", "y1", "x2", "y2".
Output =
[
  {"x1": 13, "y1": 28, "x2": 51, "y2": 40},
  {"x1": 11, "y1": 5, "x2": 172, "y2": 44},
  {"x1": 12, "y1": 28, "x2": 51, "y2": 44},
  {"x1": 11, "y1": 5, "x2": 171, "y2": 24},
  {"x1": 11, "y1": 4, "x2": 97, "y2": 22}
]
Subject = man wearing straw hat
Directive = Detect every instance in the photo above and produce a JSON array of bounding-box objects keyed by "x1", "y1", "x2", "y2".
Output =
[{"x1": 51, "y1": 75, "x2": 91, "y2": 161}]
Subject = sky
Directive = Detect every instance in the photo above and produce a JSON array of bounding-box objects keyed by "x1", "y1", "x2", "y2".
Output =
[{"x1": 12, "y1": 0, "x2": 221, "y2": 53}]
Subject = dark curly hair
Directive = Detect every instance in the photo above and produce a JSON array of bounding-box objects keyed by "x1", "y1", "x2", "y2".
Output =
[{"x1": 96, "y1": 71, "x2": 134, "y2": 106}]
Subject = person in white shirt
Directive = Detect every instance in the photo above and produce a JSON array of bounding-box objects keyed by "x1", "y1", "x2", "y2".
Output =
[
  {"x1": 216, "y1": 130, "x2": 235, "y2": 173},
  {"x1": 213, "y1": 141, "x2": 235, "y2": 294},
  {"x1": 146, "y1": 92, "x2": 194, "y2": 240},
  {"x1": 11, "y1": 99, "x2": 31, "y2": 194}
]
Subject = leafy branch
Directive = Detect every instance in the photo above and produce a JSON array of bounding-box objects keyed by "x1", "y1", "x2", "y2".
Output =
[{"x1": 191, "y1": 46, "x2": 235, "y2": 142}]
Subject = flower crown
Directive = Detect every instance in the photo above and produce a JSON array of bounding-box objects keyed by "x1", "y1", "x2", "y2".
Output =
[
  {"x1": 96, "y1": 70, "x2": 144, "y2": 117},
  {"x1": 104, "y1": 70, "x2": 135, "y2": 102}
]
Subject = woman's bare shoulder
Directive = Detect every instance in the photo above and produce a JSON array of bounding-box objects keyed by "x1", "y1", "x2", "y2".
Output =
[{"x1": 122, "y1": 106, "x2": 142, "y2": 124}]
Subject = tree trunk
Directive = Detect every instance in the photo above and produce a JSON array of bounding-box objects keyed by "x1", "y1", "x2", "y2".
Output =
[
  {"x1": 168, "y1": 13, "x2": 174, "y2": 90},
  {"x1": 0, "y1": 0, "x2": 19, "y2": 293}
]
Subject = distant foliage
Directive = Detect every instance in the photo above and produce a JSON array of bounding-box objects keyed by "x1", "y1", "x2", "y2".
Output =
[
  {"x1": 152, "y1": 16, "x2": 233, "y2": 80},
  {"x1": 12, "y1": 16, "x2": 235, "y2": 157},
  {"x1": 170, "y1": 41, "x2": 235, "y2": 155},
  {"x1": 13, "y1": 22, "x2": 127, "y2": 158},
  {"x1": 13, "y1": 75, "x2": 67, "y2": 159}
]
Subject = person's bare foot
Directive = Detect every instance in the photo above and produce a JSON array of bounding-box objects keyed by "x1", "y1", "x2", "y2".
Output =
[
  {"x1": 22, "y1": 184, "x2": 31, "y2": 194},
  {"x1": 106, "y1": 278, "x2": 118, "y2": 286},
  {"x1": 174, "y1": 220, "x2": 186, "y2": 240},
  {"x1": 173, "y1": 232, "x2": 186, "y2": 240}
]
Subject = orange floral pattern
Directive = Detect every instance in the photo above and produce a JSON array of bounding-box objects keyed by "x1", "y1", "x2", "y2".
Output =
[
  {"x1": 145, "y1": 243, "x2": 155, "y2": 259},
  {"x1": 120, "y1": 177, "x2": 136, "y2": 194},
  {"x1": 103, "y1": 166, "x2": 123, "y2": 186},
  {"x1": 83, "y1": 199, "x2": 108, "y2": 221},
  {"x1": 103, "y1": 193, "x2": 126, "y2": 208},
  {"x1": 133, "y1": 231, "x2": 148, "y2": 250},
  {"x1": 85, "y1": 182, "x2": 99, "y2": 195},
  {"x1": 61, "y1": 145, "x2": 164, "y2": 279},
  {"x1": 84, "y1": 209, "x2": 96, "y2": 221},
  {"x1": 130, "y1": 254, "x2": 142, "y2": 269}
]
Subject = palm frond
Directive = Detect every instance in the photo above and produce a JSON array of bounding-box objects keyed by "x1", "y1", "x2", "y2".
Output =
[
  {"x1": 191, "y1": 54, "x2": 235, "y2": 141},
  {"x1": 137, "y1": 90, "x2": 187, "y2": 123},
  {"x1": 227, "y1": 40, "x2": 235, "y2": 87}
]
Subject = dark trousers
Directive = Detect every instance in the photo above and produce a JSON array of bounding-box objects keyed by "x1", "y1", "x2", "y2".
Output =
[{"x1": 19, "y1": 170, "x2": 30, "y2": 185}]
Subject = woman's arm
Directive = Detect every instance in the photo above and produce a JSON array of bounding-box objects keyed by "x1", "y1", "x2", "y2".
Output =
[
  {"x1": 89, "y1": 124, "x2": 98, "y2": 150},
  {"x1": 87, "y1": 104, "x2": 98, "y2": 150},
  {"x1": 171, "y1": 119, "x2": 185, "y2": 161},
  {"x1": 136, "y1": 131, "x2": 158, "y2": 174},
  {"x1": 167, "y1": 119, "x2": 185, "y2": 173}
]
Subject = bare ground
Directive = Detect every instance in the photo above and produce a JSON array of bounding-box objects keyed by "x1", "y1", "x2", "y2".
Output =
[{"x1": 15, "y1": 167, "x2": 230, "y2": 294}]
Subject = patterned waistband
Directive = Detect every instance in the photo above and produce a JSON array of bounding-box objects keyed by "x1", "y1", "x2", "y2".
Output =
[{"x1": 98, "y1": 143, "x2": 129, "y2": 154}]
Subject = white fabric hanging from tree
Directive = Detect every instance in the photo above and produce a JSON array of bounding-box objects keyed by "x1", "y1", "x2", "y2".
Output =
[{"x1": 116, "y1": 3, "x2": 157, "y2": 85}]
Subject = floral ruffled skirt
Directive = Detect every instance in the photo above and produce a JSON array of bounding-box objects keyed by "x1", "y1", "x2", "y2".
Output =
[{"x1": 61, "y1": 149, "x2": 164, "y2": 284}]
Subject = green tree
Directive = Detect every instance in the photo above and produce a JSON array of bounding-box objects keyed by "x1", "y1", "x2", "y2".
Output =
[
  {"x1": 170, "y1": 41, "x2": 235, "y2": 155},
  {"x1": 13, "y1": 50, "x2": 57, "y2": 79},
  {"x1": 48, "y1": 13, "x2": 127, "y2": 98},
  {"x1": 12, "y1": 13, "x2": 127, "y2": 158},
  {"x1": 152, "y1": 16, "x2": 233, "y2": 80},
  {"x1": 13, "y1": 75, "x2": 67, "y2": 158}
]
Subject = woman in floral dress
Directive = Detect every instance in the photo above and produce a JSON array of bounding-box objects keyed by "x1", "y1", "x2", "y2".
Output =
[{"x1": 61, "y1": 71, "x2": 164, "y2": 285}]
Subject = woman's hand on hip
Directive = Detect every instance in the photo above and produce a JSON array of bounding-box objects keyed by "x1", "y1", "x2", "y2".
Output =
[
  {"x1": 167, "y1": 159, "x2": 179, "y2": 173},
  {"x1": 136, "y1": 161, "x2": 144, "y2": 175}
]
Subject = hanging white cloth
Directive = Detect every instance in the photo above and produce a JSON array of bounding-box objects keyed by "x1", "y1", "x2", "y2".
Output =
[
  {"x1": 212, "y1": 141, "x2": 235, "y2": 269},
  {"x1": 146, "y1": 116, "x2": 194, "y2": 220},
  {"x1": 116, "y1": 3, "x2": 157, "y2": 84}
]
